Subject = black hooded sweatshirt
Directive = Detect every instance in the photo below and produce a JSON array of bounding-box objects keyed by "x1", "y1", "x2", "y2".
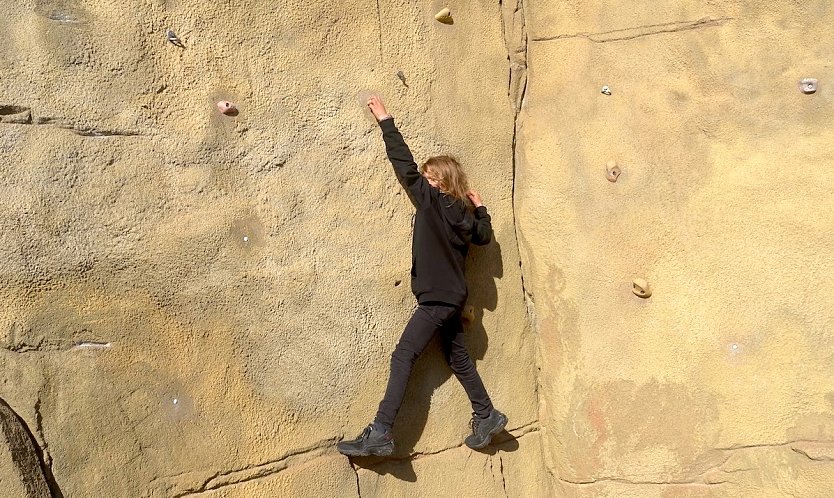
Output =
[{"x1": 379, "y1": 117, "x2": 493, "y2": 307}]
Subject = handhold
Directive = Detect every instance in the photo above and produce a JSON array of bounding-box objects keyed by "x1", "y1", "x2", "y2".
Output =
[
  {"x1": 601, "y1": 86, "x2": 612, "y2": 96},
  {"x1": 632, "y1": 278, "x2": 652, "y2": 298},
  {"x1": 462, "y1": 304, "x2": 475, "y2": 323},
  {"x1": 799, "y1": 78, "x2": 818, "y2": 94},
  {"x1": 606, "y1": 160, "x2": 621, "y2": 182},
  {"x1": 396, "y1": 70, "x2": 407, "y2": 86},
  {"x1": 166, "y1": 29, "x2": 185, "y2": 48},
  {"x1": 216, "y1": 101, "x2": 238, "y2": 116},
  {"x1": 435, "y1": 8, "x2": 453, "y2": 24}
]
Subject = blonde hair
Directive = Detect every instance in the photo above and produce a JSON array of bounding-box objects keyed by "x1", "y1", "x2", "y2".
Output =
[{"x1": 420, "y1": 156, "x2": 472, "y2": 208}]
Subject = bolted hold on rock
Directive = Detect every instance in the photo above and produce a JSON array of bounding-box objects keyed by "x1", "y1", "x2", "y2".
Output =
[
  {"x1": 799, "y1": 78, "x2": 818, "y2": 94},
  {"x1": 632, "y1": 278, "x2": 652, "y2": 298},
  {"x1": 216, "y1": 101, "x2": 238, "y2": 116},
  {"x1": 435, "y1": 8, "x2": 453, "y2": 25},
  {"x1": 462, "y1": 304, "x2": 475, "y2": 323},
  {"x1": 606, "y1": 160, "x2": 621, "y2": 182}
]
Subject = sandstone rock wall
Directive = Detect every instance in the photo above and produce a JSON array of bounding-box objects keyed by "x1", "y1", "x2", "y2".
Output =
[
  {"x1": 1, "y1": 0, "x2": 540, "y2": 496},
  {"x1": 516, "y1": 1, "x2": 834, "y2": 496},
  {"x1": 3, "y1": 0, "x2": 834, "y2": 497}
]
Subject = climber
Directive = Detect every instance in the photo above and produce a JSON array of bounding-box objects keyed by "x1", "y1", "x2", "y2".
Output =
[{"x1": 337, "y1": 96, "x2": 507, "y2": 457}]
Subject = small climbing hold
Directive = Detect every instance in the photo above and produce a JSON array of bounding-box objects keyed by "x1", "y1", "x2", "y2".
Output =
[
  {"x1": 166, "y1": 29, "x2": 185, "y2": 48},
  {"x1": 462, "y1": 304, "x2": 475, "y2": 323},
  {"x1": 799, "y1": 78, "x2": 818, "y2": 94},
  {"x1": 632, "y1": 278, "x2": 652, "y2": 299},
  {"x1": 435, "y1": 8, "x2": 453, "y2": 25},
  {"x1": 396, "y1": 70, "x2": 407, "y2": 86},
  {"x1": 216, "y1": 101, "x2": 238, "y2": 116},
  {"x1": 606, "y1": 160, "x2": 621, "y2": 182},
  {"x1": 601, "y1": 86, "x2": 612, "y2": 96}
]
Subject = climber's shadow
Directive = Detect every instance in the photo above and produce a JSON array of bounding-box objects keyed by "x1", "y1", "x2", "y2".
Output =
[{"x1": 351, "y1": 241, "x2": 505, "y2": 481}]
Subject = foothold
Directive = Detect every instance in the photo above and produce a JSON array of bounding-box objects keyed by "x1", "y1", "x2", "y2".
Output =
[
  {"x1": 632, "y1": 278, "x2": 652, "y2": 298},
  {"x1": 799, "y1": 78, "x2": 818, "y2": 94},
  {"x1": 243, "y1": 236, "x2": 249, "y2": 242},
  {"x1": 462, "y1": 304, "x2": 475, "y2": 323},
  {"x1": 606, "y1": 160, "x2": 621, "y2": 182},
  {"x1": 216, "y1": 101, "x2": 238, "y2": 116},
  {"x1": 601, "y1": 86, "x2": 612, "y2": 96},
  {"x1": 435, "y1": 7, "x2": 453, "y2": 24},
  {"x1": 396, "y1": 70, "x2": 407, "y2": 86},
  {"x1": 173, "y1": 398, "x2": 178, "y2": 405},
  {"x1": 166, "y1": 29, "x2": 185, "y2": 48}
]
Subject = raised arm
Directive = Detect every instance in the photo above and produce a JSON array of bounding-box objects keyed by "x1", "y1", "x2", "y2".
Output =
[{"x1": 367, "y1": 96, "x2": 430, "y2": 208}]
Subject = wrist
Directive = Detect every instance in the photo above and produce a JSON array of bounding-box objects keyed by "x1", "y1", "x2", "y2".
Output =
[{"x1": 377, "y1": 114, "x2": 393, "y2": 122}]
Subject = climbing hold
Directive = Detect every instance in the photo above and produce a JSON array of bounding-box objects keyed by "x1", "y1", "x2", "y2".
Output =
[
  {"x1": 396, "y1": 70, "x2": 407, "y2": 86},
  {"x1": 601, "y1": 86, "x2": 612, "y2": 96},
  {"x1": 606, "y1": 160, "x2": 621, "y2": 182},
  {"x1": 632, "y1": 278, "x2": 652, "y2": 299},
  {"x1": 462, "y1": 304, "x2": 475, "y2": 323},
  {"x1": 166, "y1": 29, "x2": 185, "y2": 48},
  {"x1": 216, "y1": 101, "x2": 238, "y2": 116},
  {"x1": 435, "y1": 8, "x2": 453, "y2": 24},
  {"x1": 799, "y1": 78, "x2": 818, "y2": 94}
]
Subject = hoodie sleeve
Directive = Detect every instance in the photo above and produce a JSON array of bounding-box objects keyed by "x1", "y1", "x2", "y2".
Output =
[
  {"x1": 471, "y1": 206, "x2": 493, "y2": 245},
  {"x1": 379, "y1": 117, "x2": 431, "y2": 209}
]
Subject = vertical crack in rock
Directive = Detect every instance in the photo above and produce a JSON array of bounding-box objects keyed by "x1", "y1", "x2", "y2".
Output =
[
  {"x1": 375, "y1": 0, "x2": 383, "y2": 57},
  {"x1": 501, "y1": 0, "x2": 529, "y2": 302},
  {"x1": 33, "y1": 391, "x2": 50, "y2": 468},
  {"x1": 350, "y1": 461, "x2": 362, "y2": 497},
  {"x1": 498, "y1": 455, "x2": 508, "y2": 497}
]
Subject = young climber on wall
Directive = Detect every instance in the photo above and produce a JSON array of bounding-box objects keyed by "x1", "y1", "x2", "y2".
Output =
[{"x1": 337, "y1": 96, "x2": 507, "y2": 457}]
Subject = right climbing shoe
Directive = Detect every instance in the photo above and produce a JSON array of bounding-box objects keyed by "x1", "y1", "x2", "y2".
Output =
[
  {"x1": 337, "y1": 425, "x2": 395, "y2": 457},
  {"x1": 464, "y1": 409, "x2": 508, "y2": 449}
]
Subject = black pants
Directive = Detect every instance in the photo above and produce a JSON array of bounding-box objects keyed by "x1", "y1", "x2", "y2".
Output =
[{"x1": 374, "y1": 302, "x2": 494, "y2": 430}]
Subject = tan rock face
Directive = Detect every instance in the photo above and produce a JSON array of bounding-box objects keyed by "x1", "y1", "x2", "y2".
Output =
[
  {"x1": 0, "y1": 0, "x2": 537, "y2": 496},
  {"x1": 517, "y1": 0, "x2": 834, "y2": 495},
  {"x1": 1, "y1": 0, "x2": 832, "y2": 496}
]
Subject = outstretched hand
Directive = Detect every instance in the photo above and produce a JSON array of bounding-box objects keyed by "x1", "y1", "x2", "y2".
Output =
[
  {"x1": 467, "y1": 190, "x2": 484, "y2": 208},
  {"x1": 367, "y1": 96, "x2": 390, "y2": 121}
]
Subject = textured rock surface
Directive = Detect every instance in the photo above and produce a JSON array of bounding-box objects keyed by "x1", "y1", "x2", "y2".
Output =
[
  {"x1": 2, "y1": 0, "x2": 834, "y2": 496},
  {"x1": 0, "y1": 0, "x2": 536, "y2": 496},
  {"x1": 517, "y1": 0, "x2": 834, "y2": 496}
]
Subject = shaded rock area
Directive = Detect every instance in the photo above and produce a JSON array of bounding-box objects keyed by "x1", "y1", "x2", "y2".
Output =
[{"x1": 0, "y1": 398, "x2": 51, "y2": 498}]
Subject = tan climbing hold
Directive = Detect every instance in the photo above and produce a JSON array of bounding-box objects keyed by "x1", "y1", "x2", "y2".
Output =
[
  {"x1": 435, "y1": 8, "x2": 453, "y2": 24},
  {"x1": 462, "y1": 304, "x2": 475, "y2": 323},
  {"x1": 216, "y1": 101, "x2": 237, "y2": 115},
  {"x1": 606, "y1": 160, "x2": 621, "y2": 182},
  {"x1": 632, "y1": 278, "x2": 652, "y2": 298}
]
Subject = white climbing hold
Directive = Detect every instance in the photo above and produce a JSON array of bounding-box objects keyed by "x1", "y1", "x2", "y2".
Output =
[
  {"x1": 435, "y1": 8, "x2": 453, "y2": 24},
  {"x1": 799, "y1": 78, "x2": 818, "y2": 94},
  {"x1": 601, "y1": 86, "x2": 612, "y2": 96}
]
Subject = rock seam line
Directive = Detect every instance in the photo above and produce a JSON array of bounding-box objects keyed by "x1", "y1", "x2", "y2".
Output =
[{"x1": 532, "y1": 17, "x2": 734, "y2": 43}]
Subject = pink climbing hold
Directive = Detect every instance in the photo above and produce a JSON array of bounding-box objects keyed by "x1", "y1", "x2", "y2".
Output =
[{"x1": 216, "y1": 101, "x2": 238, "y2": 115}]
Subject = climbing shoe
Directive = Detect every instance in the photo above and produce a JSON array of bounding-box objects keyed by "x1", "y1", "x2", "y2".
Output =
[
  {"x1": 337, "y1": 425, "x2": 395, "y2": 457},
  {"x1": 464, "y1": 409, "x2": 508, "y2": 449}
]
